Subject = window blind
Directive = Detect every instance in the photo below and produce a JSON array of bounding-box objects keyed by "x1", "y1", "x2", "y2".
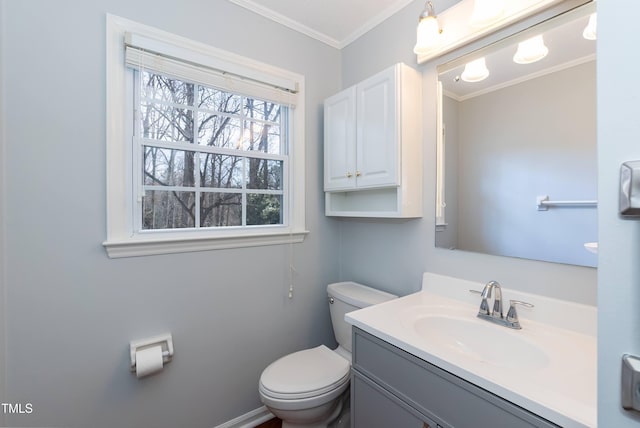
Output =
[{"x1": 124, "y1": 32, "x2": 299, "y2": 106}]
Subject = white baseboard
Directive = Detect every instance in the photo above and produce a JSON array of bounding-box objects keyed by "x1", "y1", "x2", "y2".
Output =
[{"x1": 214, "y1": 405, "x2": 275, "y2": 428}]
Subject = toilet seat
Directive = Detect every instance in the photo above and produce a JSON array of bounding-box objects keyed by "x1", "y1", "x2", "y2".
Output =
[{"x1": 259, "y1": 345, "x2": 350, "y2": 400}]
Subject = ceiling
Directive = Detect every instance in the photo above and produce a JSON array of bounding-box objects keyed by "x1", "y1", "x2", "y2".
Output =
[{"x1": 228, "y1": 0, "x2": 417, "y2": 49}]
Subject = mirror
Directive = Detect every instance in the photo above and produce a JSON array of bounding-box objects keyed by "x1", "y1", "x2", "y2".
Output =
[{"x1": 435, "y1": 3, "x2": 597, "y2": 268}]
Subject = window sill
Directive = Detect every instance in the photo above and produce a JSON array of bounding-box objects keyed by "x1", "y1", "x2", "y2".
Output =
[{"x1": 103, "y1": 229, "x2": 309, "y2": 258}]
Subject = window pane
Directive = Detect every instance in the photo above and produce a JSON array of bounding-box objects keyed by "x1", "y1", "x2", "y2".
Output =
[
  {"x1": 143, "y1": 190, "x2": 195, "y2": 229},
  {"x1": 198, "y1": 113, "x2": 242, "y2": 148},
  {"x1": 141, "y1": 72, "x2": 194, "y2": 106},
  {"x1": 133, "y1": 69, "x2": 292, "y2": 234},
  {"x1": 199, "y1": 86, "x2": 242, "y2": 114},
  {"x1": 242, "y1": 120, "x2": 281, "y2": 154},
  {"x1": 246, "y1": 159, "x2": 282, "y2": 190},
  {"x1": 200, "y1": 154, "x2": 243, "y2": 188},
  {"x1": 244, "y1": 98, "x2": 281, "y2": 122},
  {"x1": 141, "y1": 103, "x2": 194, "y2": 142},
  {"x1": 247, "y1": 194, "x2": 282, "y2": 225},
  {"x1": 144, "y1": 147, "x2": 197, "y2": 187},
  {"x1": 200, "y1": 193, "x2": 242, "y2": 227}
]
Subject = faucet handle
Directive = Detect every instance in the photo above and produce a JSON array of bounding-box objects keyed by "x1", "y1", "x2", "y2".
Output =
[
  {"x1": 469, "y1": 289, "x2": 491, "y2": 315},
  {"x1": 506, "y1": 300, "x2": 534, "y2": 325}
]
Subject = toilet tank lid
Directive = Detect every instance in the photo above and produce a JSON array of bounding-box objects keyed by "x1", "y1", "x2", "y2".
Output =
[{"x1": 327, "y1": 281, "x2": 397, "y2": 308}]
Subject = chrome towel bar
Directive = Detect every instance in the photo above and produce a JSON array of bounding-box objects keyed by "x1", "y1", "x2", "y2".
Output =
[{"x1": 537, "y1": 195, "x2": 597, "y2": 211}]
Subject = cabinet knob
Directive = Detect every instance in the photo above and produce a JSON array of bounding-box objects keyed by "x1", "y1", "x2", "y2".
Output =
[
  {"x1": 346, "y1": 172, "x2": 353, "y2": 178},
  {"x1": 356, "y1": 171, "x2": 362, "y2": 177}
]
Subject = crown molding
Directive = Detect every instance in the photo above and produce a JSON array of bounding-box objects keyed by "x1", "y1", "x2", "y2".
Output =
[
  {"x1": 229, "y1": 0, "x2": 415, "y2": 50},
  {"x1": 229, "y1": 0, "x2": 342, "y2": 48},
  {"x1": 340, "y1": 0, "x2": 416, "y2": 48},
  {"x1": 443, "y1": 54, "x2": 596, "y2": 102}
]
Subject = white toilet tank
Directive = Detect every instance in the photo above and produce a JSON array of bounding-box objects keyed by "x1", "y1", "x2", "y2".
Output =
[{"x1": 327, "y1": 282, "x2": 397, "y2": 357}]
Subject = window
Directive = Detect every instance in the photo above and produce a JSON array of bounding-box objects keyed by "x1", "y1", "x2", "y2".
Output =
[
  {"x1": 104, "y1": 15, "x2": 307, "y2": 258},
  {"x1": 137, "y1": 71, "x2": 287, "y2": 230}
]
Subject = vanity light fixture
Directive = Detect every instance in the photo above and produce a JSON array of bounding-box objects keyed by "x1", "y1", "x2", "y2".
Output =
[
  {"x1": 513, "y1": 35, "x2": 548, "y2": 64},
  {"x1": 413, "y1": 1, "x2": 442, "y2": 55},
  {"x1": 461, "y1": 57, "x2": 489, "y2": 82},
  {"x1": 470, "y1": 0, "x2": 505, "y2": 27},
  {"x1": 583, "y1": 13, "x2": 597, "y2": 40}
]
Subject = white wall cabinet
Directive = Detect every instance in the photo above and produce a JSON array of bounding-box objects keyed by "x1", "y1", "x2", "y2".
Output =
[{"x1": 323, "y1": 63, "x2": 422, "y2": 217}]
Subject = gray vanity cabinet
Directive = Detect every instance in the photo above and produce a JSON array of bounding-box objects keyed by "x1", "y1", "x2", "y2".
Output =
[
  {"x1": 353, "y1": 372, "x2": 437, "y2": 427},
  {"x1": 351, "y1": 328, "x2": 560, "y2": 428}
]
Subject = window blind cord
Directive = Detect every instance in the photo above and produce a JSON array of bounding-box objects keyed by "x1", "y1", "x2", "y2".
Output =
[{"x1": 288, "y1": 229, "x2": 295, "y2": 299}]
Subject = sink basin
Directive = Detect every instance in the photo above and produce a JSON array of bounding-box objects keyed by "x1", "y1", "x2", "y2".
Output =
[
  {"x1": 346, "y1": 273, "x2": 598, "y2": 427},
  {"x1": 413, "y1": 314, "x2": 550, "y2": 370}
]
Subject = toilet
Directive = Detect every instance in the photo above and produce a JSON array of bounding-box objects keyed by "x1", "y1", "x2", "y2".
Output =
[{"x1": 259, "y1": 282, "x2": 397, "y2": 428}]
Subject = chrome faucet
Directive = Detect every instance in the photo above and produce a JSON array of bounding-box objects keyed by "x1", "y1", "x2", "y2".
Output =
[
  {"x1": 479, "y1": 280, "x2": 503, "y2": 319},
  {"x1": 472, "y1": 280, "x2": 533, "y2": 330}
]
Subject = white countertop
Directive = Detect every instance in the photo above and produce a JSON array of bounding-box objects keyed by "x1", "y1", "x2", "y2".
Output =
[{"x1": 345, "y1": 272, "x2": 597, "y2": 428}]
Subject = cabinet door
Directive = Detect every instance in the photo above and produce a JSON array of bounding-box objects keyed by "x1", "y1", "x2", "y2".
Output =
[
  {"x1": 352, "y1": 371, "x2": 438, "y2": 428},
  {"x1": 356, "y1": 65, "x2": 400, "y2": 189},
  {"x1": 324, "y1": 86, "x2": 357, "y2": 191}
]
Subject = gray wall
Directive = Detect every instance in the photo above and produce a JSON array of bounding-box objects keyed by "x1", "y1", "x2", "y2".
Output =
[
  {"x1": 0, "y1": 1, "x2": 341, "y2": 427},
  {"x1": 337, "y1": 0, "x2": 596, "y2": 305},
  {"x1": 335, "y1": 0, "x2": 458, "y2": 297},
  {"x1": 597, "y1": 1, "x2": 640, "y2": 426},
  {"x1": 456, "y1": 62, "x2": 597, "y2": 266}
]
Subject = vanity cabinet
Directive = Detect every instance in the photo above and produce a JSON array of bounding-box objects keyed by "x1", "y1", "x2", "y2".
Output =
[
  {"x1": 323, "y1": 63, "x2": 422, "y2": 217},
  {"x1": 351, "y1": 328, "x2": 560, "y2": 428}
]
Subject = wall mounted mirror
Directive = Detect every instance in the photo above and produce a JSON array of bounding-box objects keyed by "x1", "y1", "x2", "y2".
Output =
[{"x1": 435, "y1": 3, "x2": 597, "y2": 268}]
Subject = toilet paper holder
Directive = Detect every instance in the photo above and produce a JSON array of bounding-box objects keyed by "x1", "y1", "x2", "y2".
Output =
[{"x1": 129, "y1": 333, "x2": 174, "y2": 373}]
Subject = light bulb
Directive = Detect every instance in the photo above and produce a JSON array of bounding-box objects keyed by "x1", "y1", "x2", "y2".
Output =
[
  {"x1": 583, "y1": 13, "x2": 597, "y2": 40},
  {"x1": 414, "y1": 16, "x2": 441, "y2": 54},
  {"x1": 513, "y1": 35, "x2": 548, "y2": 64},
  {"x1": 461, "y1": 57, "x2": 489, "y2": 83},
  {"x1": 413, "y1": 2, "x2": 441, "y2": 55},
  {"x1": 470, "y1": 0, "x2": 505, "y2": 27}
]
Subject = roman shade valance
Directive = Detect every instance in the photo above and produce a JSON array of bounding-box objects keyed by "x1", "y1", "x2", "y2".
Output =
[{"x1": 124, "y1": 32, "x2": 299, "y2": 106}]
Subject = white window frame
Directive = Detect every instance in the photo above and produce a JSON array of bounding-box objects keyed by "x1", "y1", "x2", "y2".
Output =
[
  {"x1": 104, "y1": 14, "x2": 307, "y2": 258},
  {"x1": 435, "y1": 80, "x2": 447, "y2": 231}
]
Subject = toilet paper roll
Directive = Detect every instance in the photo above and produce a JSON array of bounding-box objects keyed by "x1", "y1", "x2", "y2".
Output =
[{"x1": 135, "y1": 346, "x2": 164, "y2": 378}]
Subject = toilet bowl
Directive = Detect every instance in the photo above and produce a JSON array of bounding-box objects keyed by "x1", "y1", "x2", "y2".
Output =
[
  {"x1": 258, "y1": 282, "x2": 397, "y2": 428},
  {"x1": 259, "y1": 345, "x2": 350, "y2": 427}
]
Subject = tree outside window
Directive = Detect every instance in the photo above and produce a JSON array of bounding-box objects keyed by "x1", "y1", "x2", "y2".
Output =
[{"x1": 137, "y1": 71, "x2": 286, "y2": 231}]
